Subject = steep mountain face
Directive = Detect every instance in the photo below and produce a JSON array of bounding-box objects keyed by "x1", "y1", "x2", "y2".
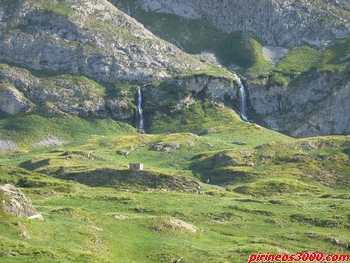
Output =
[
  {"x1": 132, "y1": 0, "x2": 350, "y2": 47},
  {"x1": 0, "y1": 0, "x2": 204, "y2": 85},
  {"x1": 0, "y1": 0, "x2": 349, "y2": 138}
]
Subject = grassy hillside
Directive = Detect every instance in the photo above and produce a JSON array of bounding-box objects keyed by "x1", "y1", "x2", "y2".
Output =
[{"x1": 0, "y1": 113, "x2": 349, "y2": 262}]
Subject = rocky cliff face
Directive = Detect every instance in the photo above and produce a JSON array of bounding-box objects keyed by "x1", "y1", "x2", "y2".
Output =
[
  {"x1": 135, "y1": 0, "x2": 349, "y2": 47},
  {"x1": 0, "y1": 0, "x2": 204, "y2": 85},
  {"x1": 247, "y1": 71, "x2": 350, "y2": 137}
]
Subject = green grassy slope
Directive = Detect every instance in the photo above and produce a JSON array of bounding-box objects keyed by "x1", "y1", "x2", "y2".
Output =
[
  {"x1": 269, "y1": 38, "x2": 350, "y2": 86},
  {"x1": 0, "y1": 113, "x2": 349, "y2": 262},
  {"x1": 0, "y1": 115, "x2": 136, "y2": 147}
]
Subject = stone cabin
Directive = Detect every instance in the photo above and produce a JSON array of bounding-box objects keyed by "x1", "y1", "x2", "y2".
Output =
[{"x1": 129, "y1": 163, "x2": 144, "y2": 171}]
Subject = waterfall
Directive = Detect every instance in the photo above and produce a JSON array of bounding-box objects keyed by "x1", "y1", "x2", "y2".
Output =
[
  {"x1": 136, "y1": 87, "x2": 144, "y2": 131},
  {"x1": 234, "y1": 74, "x2": 248, "y2": 121}
]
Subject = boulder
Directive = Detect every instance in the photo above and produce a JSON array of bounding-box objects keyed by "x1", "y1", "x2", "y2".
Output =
[{"x1": 0, "y1": 184, "x2": 41, "y2": 219}]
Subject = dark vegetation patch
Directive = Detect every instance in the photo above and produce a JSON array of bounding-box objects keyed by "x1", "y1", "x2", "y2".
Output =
[
  {"x1": 290, "y1": 214, "x2": 347, "y2": 229},
  {"x1": 58, "y1": 169, "x2": 199, "y2": 191},
  {"x1": 226, "y1": 205, "x2": 274, "y2": 216}
]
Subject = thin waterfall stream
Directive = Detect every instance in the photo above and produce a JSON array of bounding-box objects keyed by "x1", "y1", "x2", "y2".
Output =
[
  {"x1": 136, "y1": 87, "x2": 144, "y2": 132},
  {"x1": 234, "y1": 74, "x2": 248, "y2": 121}
]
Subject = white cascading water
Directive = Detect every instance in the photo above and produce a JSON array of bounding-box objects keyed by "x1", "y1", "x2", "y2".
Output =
[
  {"x1": 234, "y1": 74, "x2": 248, "y2": 121},
  {"x1": 136, "y1": 87, "x2": 144, "y2": 131}
]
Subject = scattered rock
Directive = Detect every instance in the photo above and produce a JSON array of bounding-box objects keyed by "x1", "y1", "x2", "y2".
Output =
[
  {"x1": 247, "y1": 162, "x2": 255, "y2": 167},
  {"x1": 169, "y1": 218, "x2": 198, "y2": 233},
  {"x1": 94, "y1": 237, "x2": 104, "y2": 252},
  {"x1": 326, "y1": 237, "x2": 349, "y2": 249},
  {"x1": 153, "y1": 217, "x2": 199, "y2": 233},
  {"x1": 152, "y1": 142, "x2": 180, "y2": 152},
  {"x1": 151, "y1": 145, "x2": 163, "y2": 151},
  {"x1": 187, "y1": 141, "x2": 195, "y2": 147},
  {"x1": 163, "y1": 142, "x2": 180, "y2": 152},
  {"x1": 117, "y1": 150, "x2": 129, "y2": 156},
  {"x1": 7, "y1": 250, "x2": 19, "y2": 257},
  {"x1": 254, "y1": 124, "x2": 262, "y2": 130},
  {"x1": 27, "y1": 214, "x2": 45, "y2": 221},
  {"x1": 206, "y1": 128, "x2": 214, "y2": 134},
  {"x1": 232, "y1": 141, "x2": 247, "y2": 145},
  {"x1": 0, "y1": 140, "x2": 18, "y2": 152},
  {"x1": 115, "y1": 214, "x2": 131, "y2": 220},
  {"x1": 33, "y1": 136, "x2": 64, "y2": 147},
  {"x1": 91, "y1": 226, "x2": 103, "y2": 231},
  {"x1": 239, "y1": 150, "x2": 252, "y2": 157},
  {"x1": 212, "y1": 152, "x2": 239, "y2": 166},
  {"x1": 50, "y1": 207, "x2": 79, "y2": 217},
  {"x1": 21, "y1": 231, "x2": 31, "y2": 239},
  {"x1": 44, "y1": 189, "x2": 57, "y2": 196}
]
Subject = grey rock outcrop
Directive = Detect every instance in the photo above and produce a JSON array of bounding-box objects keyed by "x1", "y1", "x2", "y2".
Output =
[
  {"x1": 247, "y1": 72, "x2": 350, "y2": 137},
  {"x1": 0, "y1": 184, "x2": 38, "y2": 218},
  {"x1": 136, "y1": 0, "x2": 350, "y2": 47}
]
